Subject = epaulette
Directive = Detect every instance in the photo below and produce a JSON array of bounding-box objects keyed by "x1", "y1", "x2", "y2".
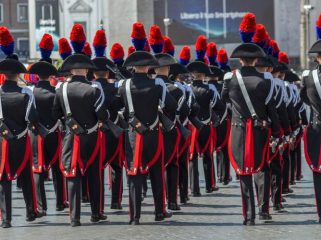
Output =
[
  {"x1": 302, "y1": 70, "x2": 310, "y2": 78},
  {"x1": 264, "y1": 72, "x2": 273, "y2": 80},
  {"x1": 223, "y1": 72, "x2": 233, "y2": 81}
]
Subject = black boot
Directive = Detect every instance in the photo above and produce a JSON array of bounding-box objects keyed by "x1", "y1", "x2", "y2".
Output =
[
  {"x1": 71, "y1": 220, "x2": 81, "y2": 227},
  {"x1": 1, "y1": 221, "x2": 11, "y2": 228}
]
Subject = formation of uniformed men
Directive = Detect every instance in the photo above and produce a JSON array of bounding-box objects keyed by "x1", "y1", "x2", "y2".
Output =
[{"x1": 0, "y1": 11, "x2": 320, "y2": 228}]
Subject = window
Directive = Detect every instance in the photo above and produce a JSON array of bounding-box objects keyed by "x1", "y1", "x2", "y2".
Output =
[
  {"x1": 17, "y1": 38, "x2": 29, "y2": 51},
  {"x1": 0, "y1": 4, "x2": 4, "y2": 23},
  {"x1": 17, "y1": 3, "x2": 28, "y2": 23}
]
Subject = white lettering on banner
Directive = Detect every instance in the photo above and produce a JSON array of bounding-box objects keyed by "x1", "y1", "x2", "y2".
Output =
[{"x1": 180, "y1": 11, "x2": 246, "y2": 20}]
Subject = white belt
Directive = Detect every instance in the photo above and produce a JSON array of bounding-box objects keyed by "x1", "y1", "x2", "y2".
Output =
[
  {"x1": 16, "y1": 127, "x2": 28, "y2": 139},
  {"x1": 87, "y1": 123, "x2": 99, "y2": 134},
  {"x1": 201, "y1": 116, "x2": 211, "y2": 125},
  {"x1": 148, "y1": 115, "x2": 159, "y2": 130}
]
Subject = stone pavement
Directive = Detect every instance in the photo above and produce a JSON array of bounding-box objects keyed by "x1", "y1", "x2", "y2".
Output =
[{"x1": 0, "y1": 156, "x2": 321, "y2": 240}]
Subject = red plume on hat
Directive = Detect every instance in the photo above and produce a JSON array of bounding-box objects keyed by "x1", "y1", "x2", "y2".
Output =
[
  {"x1": 144, "y1": 40, "x2": 151, "y2": 52},
  {"x1": 93, "y1": 29, "x2": 107, "y2": 57},
  {"x1": 316, "y1": 13, "x2": 321, "y2": 39},
  {"x1": 163, "y1": 36, "x2": 175, "y2": 56},
  {"x1": 149, "y1": 25, "x2": 164, "y2": 53},
  {"x1": 195, "y1": 35, "x2": 207, "y2": 60},
  {"x1": 39, "y1": 33, "x2": 54, "y2": 60},
  {"x1": 179, "y1": 46, "x2": 191, "y2": 65},
  {"x1": 58, "y1": 38, "x2": 72, "y2": 60},
  {"x1": 0, "y1": 26, "x2": 15, "y2": 56},
  {"x1": 206, "y1": 42, "x2": 218, "y2": 66},
  {"x1": 239, "y1": 12, "x2": 256, "y2": 43},
  {"x1": 110, "y1": 43, "x2": 125, "y2": 65},
  {"x1": 217, "y1": 48, "x2": 229, "y2": 69},
  {"x1": 70, "y1": 24, "x2": 86, "y2": 53},
  {"x1": 253, "y1": 24, "x2": 268, "y2": 45},
  {"x1": 128, "y1": 46, "x2": 135, "y2": 56},
  {"x1": 270, "y1": 39, "x2": 280, "y2": 58},
  {"x1": 131, "y1": 22, "x2": 147, "y2": 51},
  {"x1": 82, "y1": 42, "x2": 92, "y2": 58},
  {"x1": 278, "y1": 51, "x2": 289, "y2": 65}
]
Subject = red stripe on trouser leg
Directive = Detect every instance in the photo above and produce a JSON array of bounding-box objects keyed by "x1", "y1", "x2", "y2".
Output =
[
  {"x1": 27, "y1": 136, "x2": 39, "y2": 213},
  {"x1": 0, "y1": 138, "x2": 8, "y2": 180},
  {"x1": 244, "y1": 119, "x2": 255, "y2": 173}
]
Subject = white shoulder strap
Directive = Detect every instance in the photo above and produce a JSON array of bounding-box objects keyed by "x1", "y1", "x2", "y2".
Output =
[
  {"x1": 62, "y1": 82, "x2": 72, "y2": 116},
  {"x1": 235, "y1": 70, "x2": 257, "y2": 118},
  {"x1": 21, "y1": 87, "x2": 35, "y2": 121},
  {"x1": 125, "y1": 79, "x2": 135, "y2": 115},
  {"x1": 312, "y1": 69, "x2": 321, "y2": 100},
  {"x1": 155, "y1": 77, "x2": 167, "y2": 109}
]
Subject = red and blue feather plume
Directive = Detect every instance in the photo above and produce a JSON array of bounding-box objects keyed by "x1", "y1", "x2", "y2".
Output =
[
  {"x1": 131, "y1": 22, "x2": 147, "y2": 51},
  {"x1": 70, "y1": 24, "x2": 86, "y2": 53},
  {"x1": 148, "y1": 25, "x2": 164, "y2": 54},
  {"x1": 93, "y1": 29, "x2": 107, "y2": 57},
  {"x1": 253, "y1": 24, "x2": 268, "y2": 50},
  {"x1": 144, "y1": 40, "x2": 151, "y2": 52},
  {"x1": 179, "y1": 46, "x2": 191, "y2": 65},
  {"x1": 206, "y1": 42, "x2": 218, "y2": 66},
  {"x1": 195, "y1": 35, "x2": 207, "y2": 61},
  {"x1": 39, "y1": 33, "x2": 54, "y2": 61},
  {"x1": 217, "y1": 48, "x2": 229, "y2": 70},
  {"x1": 270, "y1": 40, "x2": 280, "y2": 58},
  {"x1": 0, "y1": 26, "x2": 15, "y2": 56},
  {"x1": 163, "y1": 36, "x2": 175, "y2": 56},
  {"x1": 278, "y1": 51, "x2": 289, "y2": 65},
  {"x1": 316, "y1": 14, "x2": 321, "y2": 40},
  {"x1": 82, "y1": 42, "x2": 92, "y2": 58},
  {"x1": 58, "y1": 38, "x2": 72, "y2": 60},
  {"x1": 239, "y1": 12, "x2": 256, "y2": 43},
  {"x1": 110, "y1": 43, "x2": 124, "y2": 65},
  {"x1": 128, "y1": 45, "x2": 135, "y2": 56}
]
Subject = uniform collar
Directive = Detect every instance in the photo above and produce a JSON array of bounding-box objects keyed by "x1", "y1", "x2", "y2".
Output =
[
  {"x1": 192, "y1": 80, "x2": 203, "y2": 84},
  {"x1": 240, "y1": 66, "x2": 258, "y2": 74},
  {"x1": 69, "y1": 75, "x2": 88, "y2": 83},
  {"x1": 133, "y1": 72, "x2": 149, "y2": 79}
]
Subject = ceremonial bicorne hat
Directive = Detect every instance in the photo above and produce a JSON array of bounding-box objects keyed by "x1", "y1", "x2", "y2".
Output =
[
  {"x1": 0, "y1": 58, "x2": 26, "y2": 74},
  {"x1": 186, "y1": 61, "x2": 211, "y2": 75},
  {"x1": 28, "y1": 61, "x2": 57, "y2": 76},
  {"x1": 230, "y1": 43, "x2": 266, "y2": 58},
  {"x1": 309, "y1": 40, "x2": 321, "y2": 53},
  {"x1": 207, "y1": 66, "x2": 224, "y2": 78},
  {"x1": 123, "y1": 51, "x2": 159, "y2": 67},
  {"x1": 92, "y1": 57, "x2": 115, "y2": 72},
  {"x1": 284, "y1": 71, "x2": 300, "y2": 83},
  {"x1": 169, "y1": 63, "x2": 189, "y2": 77},
  {"x1": 154, "y1": 53, "x2": 177, "y2": 67},
  {"x1": 59, "y1": 54, "x2": 96, "y2": 72}
]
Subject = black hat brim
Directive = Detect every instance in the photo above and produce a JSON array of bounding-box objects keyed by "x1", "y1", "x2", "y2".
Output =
[
  {"x1": 60, "y1": 54, "x2": 97, "y2": 72},
  {"x1": 123, "y1": 51, "x2": 159, "y2": 67},
  {"x1": 230, "y1": 43, "x2": 266, "y2": 58},
  {"x1": 92, "y1": 57, "x2": 116, "y2": 72},
  {"x1": 207, "y1": 66, "x2": 224, "y2": 77},
  {"x1": 309, "y1": 40, "x2": 321, "y2": 53},
  {"x1": 28, "y1": 61, "x2": 57, "y2": 76},
  {"x1": 0, "y1": 59, "x2": 26, "y2": 74},
  {"x1": 169, "y1": 63, "x2": 189, "y2": 76},
  {"x1": 186, "y1": 61, "x2": 211, "y2": 75},
  {"x1": 153, "y1": 53, "x2": 177, "y2": 68},
  {"x1": 285, "y1": 71, "x2": 300, "y2": 83}
]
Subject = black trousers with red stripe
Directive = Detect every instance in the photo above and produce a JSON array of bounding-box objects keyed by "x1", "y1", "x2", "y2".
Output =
[
  {"x1": 254, "y1": 162, "x2": 271, "y2": 214},
  {"x1": 296, "y1": 146, "x2": 302, "y2": 179},
  {"x1": 166, "y1": 161, "x2": 179, "y2": 205},
  {"x1": 67, "y1": 158, "x2": 101, "y2": 221},
  {"x1": 110, "y1": 161, "x2": 123, "y2": 206},
  {"x1": 239, "y1": 175, "x2": 256, "y2": 221},
  {"x1": 313, "y1": 172, "x2": 321, "y2": 219},
  {"x1": 34, "y1": 160, "x2": 65, "y2": 212},
  {"x1": 179, "y1": 147, "x2": 189, "y2": 203},
  {"x1": 216, "y1": 146, "x2": 230, "y2": 183},
  {"x1": 282, "y1": 150, "x2": 290, "y2": 191},
  {"x1": 0, "y1": 164, "x2": 36, "y2": 222},
  {"x1": 128, "y1": 158, "x2": 164, "y2": 221},
  {"x1": 270, "y1": 157, "x2": 283, "y2": 206},
  {"x1": 190, "y1": 150, "x2": 215, "y2": 194}
]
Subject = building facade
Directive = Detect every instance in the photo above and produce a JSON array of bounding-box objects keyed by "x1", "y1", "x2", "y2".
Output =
[{"x1": 0, "y1": 0, "x2": 29, "y2": 61}]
